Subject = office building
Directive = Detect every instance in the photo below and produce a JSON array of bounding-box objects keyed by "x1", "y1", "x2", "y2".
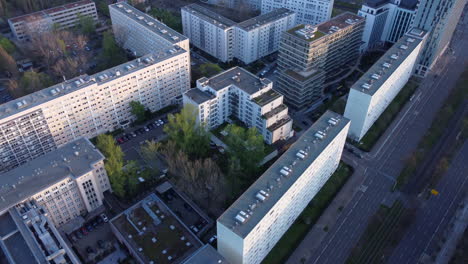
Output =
[
  {"x1": 217, "y1": 110, "x2": 350, "y2": 264},
  {"x1": 234, "y1": 8, "x2": 296, "y2": 64},
  {"x1": 261, "y1": 0, "x2": 333, "y2": 25},
  {"x1": 181, "y1": 4, "x2": 236, "y2": 62},
  {"x1": 110, "y1": 2, "x2": 189, "y2": 56},
  {"x1": 275, "y1": 13, "x2": 364, "y2": 109},
  {"x1": 0, "y1": 48, "x2": 190, "y2": 173},
  {"x1": 8, "y1": 0, "x2": 97, "y2": 41},
  {"x1": 183, "y1": 67, "x2": 293, "y2": 144},
  {"x1": 411, "y1": 0, "x2": 467, "y2": 76},
  {"x1": 358, "y1": 0, "x2": 417, "y2": 51},
  {"x1": 344, "y1": 28, "x2": 426, "y2": 141}
]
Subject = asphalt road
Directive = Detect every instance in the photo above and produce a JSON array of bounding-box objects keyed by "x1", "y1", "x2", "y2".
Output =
[{"x1": 290, "y1": 11, "x2": 468, "y2": 264}]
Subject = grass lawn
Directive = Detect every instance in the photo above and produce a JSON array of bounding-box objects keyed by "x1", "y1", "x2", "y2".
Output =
[
  {"x1": 332, "y1": 8, "x2": 348, "y2": 17},
  {"x1": 355, "y1": 79, "x2": 420, "y2": 152},
  {"x1": 262, "y1": 162, "x2": 353, "y2": 264}
]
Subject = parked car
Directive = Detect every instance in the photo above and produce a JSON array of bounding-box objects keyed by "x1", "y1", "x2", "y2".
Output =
[
  {"x1": 85, "y1": 224, "x2": 93, "y2": 232},
  {"x1": 86, "y1": 246, "x2": 95, "y2": 254},
  {"x1": 75, "y1": 230, "x2": 83, "y2": 239},
  {"x1": 101, "y1": 214, "x2": 109, "y2": 223},
  {"x1": 131, "y1": 132, "x2": 137, "y2": 137},
  {"x1": 209, "y1": 235, "x2": 217, "y2": 244},
  {"x1": 80, "y1": 227, "x2": 88, "y2": 235},
  {"x1": 96, "y1": 216, "x2": 104, "y2": 225},
  {"x1": 136, "y1": 128, "x2": 145, "y2": 134},
  {"x1": 69, "y1": 233, "x2": 77, "y2": 242},
  {"x1": 144, "y1": 126, "x2": 150, "y2": 132}
]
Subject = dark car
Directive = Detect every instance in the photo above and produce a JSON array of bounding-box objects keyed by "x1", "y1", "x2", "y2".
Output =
[
  {"x1": 137, "y1": 128, "x2": 146, "y2": 134},
  {"x1": 96, "y1": 216, "x2": 104, "y2": 225},
  {"x1": 86, "y1": 246, "x2": 95, "y2": 254},
  {"x1": 75, "y1": 230, "x2": 83, "y2": 239},
  {"x1": 80, "y1": 227, "x2": 88, "y2": 235},
  {"x1": 86, "y1": 224, "x2": 93, "y2": 232}
]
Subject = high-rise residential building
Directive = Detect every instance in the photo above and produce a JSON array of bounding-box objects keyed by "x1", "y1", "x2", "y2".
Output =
[
  {"x1": 234, "y1": 8, "x2": 296, "y2": 64},
  {"x1": 0, "y1": 138, "x2": 110, "y2": 227},
  {"x1": 8, "y1": 0, "x2": 98, "y2": 41},
  {"x1": 261, "y1": 0, "x2": 333, "y2": 25},
  {"x1": 344, "y1": 28, "x2": 426, "y2": 141},
  {"x1": 411, "y1": 0, "x2": 467, "y2": 76},
  {"x1": 183, "y1": 67, "x2": 293, "y2": 144},
  {"x1": 0, "y1": 48, "x2": 190, "y2": 173},
  {"x1": 358, "y1": 0, "x2": 417, "y2": 51},
  {"x1": 181, "y1": 4, "x2": 236, "y2": 62},
  {"x1": 217, "y1": 110, "x2": 349, "y2": 264},
  {"x1": 110, "y1": 2, "x2": 189, "y2": 56},
  {"x1": 275, "y1": 12, "x2": 364, "y2": 109},
  {"x1": 206, "y1": 0, "x2": 262, "y2": 11}
]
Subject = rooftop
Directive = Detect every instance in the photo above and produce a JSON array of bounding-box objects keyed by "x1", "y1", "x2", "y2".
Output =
[
  {"x1": 217, "y1": 111, "x2": 349, "y2": 238},
  {"x1": 110, "y1": 194, "x2": 202, "y2": 264},
  {"x1": 9, "y1": 0, "x2": 94, "y2": 23},
  {"x1": 184, "y1": 88, "x2": 215, "y2": 104},
  {"x1": 236, "y1": 8, "x2": 294, "y2": 31},
  {"x1": 253, "y1": 89, "x2": 282, "y2": 106},
  {"x1": 110, "y1": 2, "x2": 187, "y2": 44},
  {"x1": 182, "y1": 4, "x2": 236, "y2": 29},
  {"x1": 350, "y1": 28, "x2": 426, "y2": 96},
  {"x1": 200, "y1": 67, "x2": 272, "y2": 95},
  {"x1": 0, "y1": 48, "x2": 186, "y2": 121},
  {"x1": 183, "y1": 244, "x2": 230, "y2": 264},
  {"x1": 0, "y1": 138, "x2": 103, "y2": 213}
]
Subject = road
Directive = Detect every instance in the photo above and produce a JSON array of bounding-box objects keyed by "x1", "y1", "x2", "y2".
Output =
[{"x1": 287, "y1": 10, "x2": 468, "y2": 264}]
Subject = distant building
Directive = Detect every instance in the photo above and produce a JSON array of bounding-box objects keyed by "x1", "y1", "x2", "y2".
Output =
[
  {"x1": 275, "y1": 13, "x2": 364, "y2": 109},
  {"x1": 344, "y1": 28, "x2": 427, "y2": 141},
  {"x1": 0, "y1": 48, "x2": 190, "y2": 173},
  {"x1": 183, "y1": 67, "x2": 293, "y2": 144},
  {"x1": 261, "y1": 0, "x2": 333, "y2": 25},
  {"x1": 217, "y1": 111, "x2": 350, "y2": 264},
  {"x1": 183, "y1": 244, "x2": 230, "y2": 264},
  {"x1": 358, "y1": 0, "x2": 417, "y2": 51},
  {"x1": 109, "y1": 2, "x2": 189, "y2": 56},
  {"x1": 8, "y1": 0, "x2": 97, "y2": 41},
  {"x1": 411, "y1": 0, "x2": 467, "y2": 76}
]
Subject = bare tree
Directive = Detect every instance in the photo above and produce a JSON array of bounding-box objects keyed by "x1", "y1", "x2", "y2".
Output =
[{"x1": 0, "y1": 47, "x2": 18, "y2": 78}]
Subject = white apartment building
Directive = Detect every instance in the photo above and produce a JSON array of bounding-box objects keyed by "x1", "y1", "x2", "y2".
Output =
[
  {"x1": 0, "y1": 48, "x2": 190, "y2": 173},
  {"x1": 8, "y1": 0, "x2": 97, "y2": 41},
  {"x1": 183, "y1": 67, "x2": 293, "y2": 144},
  {"x1": 110, "y1": 2, "x2": 189, "y2": 56},
  {"x1": 261, "y1": 0, "x2": 333, "y2": 25},
  {"x1": 234, "y1": 8, "x2": 296, "y2": 64},
  {"x1": 0, "y1": 138, "x2": 110, "y2": 227},
  {"x1": 344, "y1": 28, "x2": 426, "y2": 141},
  {"x1": 181, "y1": 4, "x2": 236, "y2": 62},
  {"x1": 217, "y1": 110, "x2": 349, "y2": 264}
]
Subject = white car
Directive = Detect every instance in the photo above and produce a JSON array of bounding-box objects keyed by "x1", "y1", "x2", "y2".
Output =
[{"x1": 100, "y1": 214, "x2": 108, "y2": 223}]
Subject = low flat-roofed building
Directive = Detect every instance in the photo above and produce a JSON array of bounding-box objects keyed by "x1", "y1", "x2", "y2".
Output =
[
  {"x1": 217, "y1": 111, "x2": 350, "y2": 264},
  {"x1": 183, "y1": 244, "x2": 230, "y2": 264}
]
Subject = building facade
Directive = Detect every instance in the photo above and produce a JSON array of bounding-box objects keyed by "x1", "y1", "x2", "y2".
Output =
[
  {"x1": 183, "y1": 67, "x2": 293, "y2": 144},
  {"x1": 8, "y1": 0, "x2": 97, "y2": 41},
  {"x1": 261, "y1": 0, "x2": 333, "y2": 25},
  {"x1": 411, "y1": 0, "x2": 467, "y2": 76},
  {"x1": 0, "y1": 49, "x2": 190, "y2": 173},
  {"x1": 344, "y1": 28, "x2": 426, "y2": 141},
  {"x1": 234, "y1": 8, "x2": 296, "y2": 64},
  {"x1": 217, "y1": 110, "x2": 349, "y2": 264},
  {"x1": 181, "y1": 4, "x2": 236, "y2": 62},
  {"x1": 275, "y1": 12, "x2": 364, "y2": 109},
  {"x1": 110, "y1": 2, "x2": 189, "y2": 56}
]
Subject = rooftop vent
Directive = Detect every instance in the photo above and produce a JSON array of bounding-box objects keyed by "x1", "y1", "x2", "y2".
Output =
[
  {"x1": 407, "y1": 37, "x2": 415, "y2": 43},
  {"x1": 160, "y1": 29, "x2": 168, "y2": 34},
  {"x1": 295, "y1": 25, "x2": 317, "y2": 39},
  {"x1": 280, "y1": 166, "x2": 292, "y2": 176},
  {"x1": 49, "y1": 88, "x2": 60, "y2": 96},
  {"x1": 390, "y1": 54, "x2": 399, "y2": 60},
  {"x1": 138, "y1": 16, "x2": 144, "y2": 20},
  {"x1": 362, "y1": 83, "x2": 372, "y2": 89},
  {"x1": 399, "y1": 44, "x2": 408, "y2": 50},
  {"x1": 296, "y1": 150, "x2": 308, "y2": 159},
  {"x1": 256, "y1": 190, "x2": 269, "y2": 202},
  {"x1": 314, "y1": 130, "x2": 326, "y2": 140},
  {"x1": 345, "y1": 18, "x2": 357, "y2": 24},
  {"x1": 328, "y1": 117, "x2": 339, "y2": 126},
  {"x1": 383, "y1": 62, "x2": 391, "y2": 68},
  {"x1": 235, "y1": 211, "x2": 249, "y2": 223},
  {"x1": 171, "y1": 36, "x2": 179, "y2": 41},
  {"x1": 371, "y1": 73, "x2": 381, "y2": 80},
  {"x1": 16, "y1": 100, "x2": 28, "y2": 109}
]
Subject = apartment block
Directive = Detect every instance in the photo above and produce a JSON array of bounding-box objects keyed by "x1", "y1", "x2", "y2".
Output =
[
  {"x1": 234, "y1": 8, "x2": 296, "y2": 64},
  {"x1": 358, "y1": 0, "x2": 417, "y2": 51},
  {"x1": 181, "y1": 4, "x2": 236, "y2": 62},
  {"x1": 110, "y1": 2, "x2": 189, "y2": 56},
  {"x1": 183, "y1": 67, "x2": 293, "y2": 144},
  {"x1": 8, "y1": 0, "x2": 97, "y2": 41},
  {"x1": 217, "y1": 111, "x2": 350, "y2": 264},
  {"x1": 344, "y1": 28, "x2": 426, "y2": 141},
  {"x1": 261, "y1": 0, "x2": 333, "y2": 25},
  {"x1": 275, "y1": 13, "x2": 364, "y2": 109},
  {"x1": 0, "y1": 48, "x2": 190, "y2": 173}
]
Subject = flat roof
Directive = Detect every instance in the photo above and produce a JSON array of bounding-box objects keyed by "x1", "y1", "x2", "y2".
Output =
[
  {"x1": 0, "y1": 47, "x2": 186, "y2": 121},
  {"x1": 9, "y1": 0, "x2": 93, "y2": 23},
  {"x1": 110, "y1": 2, "x2": 187, "y2": 44},
  {"x1": 184, "y1": 88, "x2": 215, "y2": 104},
  {"x1": 217, "y1": 111, "x2": 349, "y2": 238},
  {"x1": 202, "y1": 67, "x2": 272, "y2": 95},
  {"x1": 0, "y1": 138, "x2": 103, "y2": 213},
  {"x1": 183, "y1": 244, "x2": 230, "y2": 264},
  {"x1": 236, "y1": 8, "x2": 294, "y2": 31},
  {"x1": 350, "y1": 28, "x2": 426, "y2": 96},
  {"x1": 182, "y1": 4, "x2": 236, "y2": 29}
]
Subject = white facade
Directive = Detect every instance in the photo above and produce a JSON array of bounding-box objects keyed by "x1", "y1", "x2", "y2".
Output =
[
  {"x1": 110, "y1": 2, "x2": 189, "y2": 56},
  {"x1": 217, "y1": 111, "x2": 349, "y2": 264},
  {"x1": 0, "y1": 49, "x2": 190, "y2": 173},
  {"x1": 234, "y1": 8, "x2": 296, "y2": 64},
  {"x1": 261, "y1": 0, "x2": 333, "y2": 25},
  {"x1": 8, "y1": 0, "x2": 97, "y2": 41},
  {"x1": 183, "y1": 67, "x2": 293, "y2": 144},
  {"x1": 344, "y1": 28, "x2": 426, "y2": 141}
]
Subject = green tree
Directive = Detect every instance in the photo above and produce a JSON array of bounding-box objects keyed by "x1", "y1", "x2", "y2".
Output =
[
  {"x1": 99, "y1": 31, "x2": 127, "y2": 69},
  {"x1": 0, "y1": 47, "x2": 18, "y2": 77},
  {"x1": 149, "y1": 8, "x2": 182, "y2": 33},
  {"x1": 77, "y1": 13, "x2": 96, "y2": 35},
  {"x1": 0, "y1": 38, "x2": 15, "y2": 54},
  {"x1": 18, "y1": 71, "x2": 53, "y2": 95},
  {"x1": 192, "y1": 63, "x2": 223, "y2": 81},
  {"x1": 130, "y1": 101, "x2": 147, "y2": 123},
  {"x1": 140, "y1": 140, "x2": 162, "y2": 169},
  {"x1": 124, "y1": 160, "x2": 140, "y2": 196},
  {"x1": 164, "y1": 105, "x2": 210, "y2": 158},
  {"x1": 96, "y1": 134, "x2": 126, "y2": 197}
]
